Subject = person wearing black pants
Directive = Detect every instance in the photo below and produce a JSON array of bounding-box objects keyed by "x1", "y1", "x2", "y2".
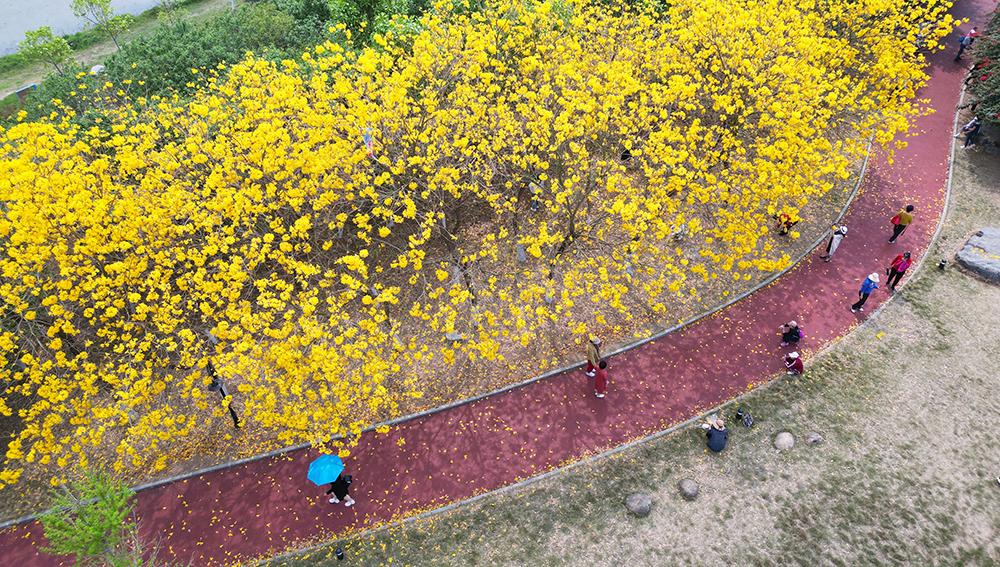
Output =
[
  {"x1": 889, "y1": 205, "x2": 915, "y2": 244},
  {"x1": 851, "y1": 273, "x2": 880, "y2": 313},
  {"x1": 327, "y1": 473, "x2": 355, "y2": 507},
  {"x1": 963, "y1": 117, "x2": 982, "y2": 149},
  {"x1": 886, "y1": 252, "x2": 913, "y2": 291}
]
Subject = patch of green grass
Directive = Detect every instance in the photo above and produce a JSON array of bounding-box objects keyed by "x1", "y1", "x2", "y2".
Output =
[
  {"x1": 0, "y1": 53, "x2": 27, "y2": 76},
  {"x1": 765, "y1": 453, "x2": 958, "y2": 563},
  {"x1": 0, "y1": 92, "x2": 19, "y2": 121}
]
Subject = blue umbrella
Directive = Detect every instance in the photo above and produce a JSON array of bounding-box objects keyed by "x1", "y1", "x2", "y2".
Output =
[{"x1": 307, "y1": 454, "x2": 345, "y2": 486}]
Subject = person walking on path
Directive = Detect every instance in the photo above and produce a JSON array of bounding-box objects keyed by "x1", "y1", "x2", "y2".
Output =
[
  {"x1": 955, "y1": 27, "x2": 978, "y2": 61},
  {"x1": 819, "y1": 225, "x2": 848, "y2": 262},
  {"x1": 851, "y1": 273, "x2": 880, "y2": 313},
  {"x1": 327, "y1": 472, "x2": 356, "y2": 507},
  {"x1": 784, "y1": 351, "x2": 804, "y2": 375},
  {"x1": 700, "y1": 415, "x2": 728, "y2": 452},
  {"x1": 886, "y1": 252, "x2": 913, "y2": 291},
  {"x1": 778, "y1": 321, "x2": 802, "y2": 346},
  {"x1": 584, "y1": 336, "x2": 602, "y2": 377},
  {"x1": 594, "y1": 360, "x2": 608, "y2": 398},
  {"x1": 889, "y1": 205, "x2": 915, "y2": 243},
  {"x1": 959, "y1": 116, "x2": 982, "y2": 149}
]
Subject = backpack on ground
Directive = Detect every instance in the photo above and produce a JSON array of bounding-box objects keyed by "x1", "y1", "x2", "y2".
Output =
[{"x1": 735, "y1": 406, "x2": 754, "y2": 428}]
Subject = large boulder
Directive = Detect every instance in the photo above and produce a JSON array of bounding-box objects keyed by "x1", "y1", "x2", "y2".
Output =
[
  {"x1": 624, "y1": 492, "x2": 653, "y2": 517},
  {"x1": 773, "y1": 431, "x2": 795, "y2": 451},
  {"x1": 956, "y1": 228, "x2": 1000, "y2": 283}
]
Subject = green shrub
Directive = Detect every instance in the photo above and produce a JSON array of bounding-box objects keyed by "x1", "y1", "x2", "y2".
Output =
[
  {"x1": 103, "y1": 2, "x2": 330, "y2": 97},
  {"x1": 39, "y1": 472, "x2": 136, "y2": 565},
  {"x1": 18, "y1": 27, "x2": 74, "y2": 75},
  {"x1": 329, "y1": 0, "x2": 424, "y2": 42},
  {"x1": 274, "y1": 0, "x2": 333, "y2": 21},
  {"x1": 16, "y1": 62, "x2": 121, "y2": 127}
]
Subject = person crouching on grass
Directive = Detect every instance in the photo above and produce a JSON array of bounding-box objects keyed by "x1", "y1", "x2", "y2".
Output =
[
  {"x1": 784, "y1": 351, "x2": 804, "y2": 375},
  {"x1": 700, "y1": 415, "x2": 728, "y2": 452}
]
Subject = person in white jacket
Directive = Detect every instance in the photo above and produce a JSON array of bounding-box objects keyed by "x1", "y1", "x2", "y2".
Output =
[{"x1": 819, "y1": 225, "x2": 847, "y2": 262}]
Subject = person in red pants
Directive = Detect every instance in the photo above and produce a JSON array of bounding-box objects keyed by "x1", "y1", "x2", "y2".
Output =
[{"x1": 594, "y1": 360, "x2": 609, "y2": 398}]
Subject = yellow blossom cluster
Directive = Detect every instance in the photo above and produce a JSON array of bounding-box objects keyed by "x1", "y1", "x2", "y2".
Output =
[{"x1": 0, "y1": 0, "x2": 954, "y2": 487}]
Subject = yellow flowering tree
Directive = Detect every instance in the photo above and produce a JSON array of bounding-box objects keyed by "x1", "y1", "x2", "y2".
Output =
[{"x1": 0, "y1": 0, "x2": 954, "y2": 488}]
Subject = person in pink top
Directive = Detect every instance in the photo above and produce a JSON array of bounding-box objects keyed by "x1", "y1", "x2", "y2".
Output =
[{"x1": 886, "y1": 251, "x2": 913, "y2": 291}]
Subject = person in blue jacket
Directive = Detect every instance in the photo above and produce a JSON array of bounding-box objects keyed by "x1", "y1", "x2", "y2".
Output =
[
  {"x1": 701, "y1": 415, "x2": 728, "y2": 453},
  {"x1": 851, "y1": 272, "x2": 879, "y2": 313}
]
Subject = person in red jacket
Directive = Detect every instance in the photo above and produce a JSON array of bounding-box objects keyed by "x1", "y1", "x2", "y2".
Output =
[
  {"x1": 594, "y1": 360, "x2": 609, "y2": 398},
  {"x1": 886, "y1": 251, "x2": 913, "y2": 291},
  {"x1": 784, "y1": 351, "x2": 804, "y2": 375}
]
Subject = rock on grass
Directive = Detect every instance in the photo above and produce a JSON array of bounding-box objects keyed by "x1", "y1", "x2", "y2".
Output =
[
  {"x1": 678, "y1": 478, "x2": 699, "y2": 501},
  {"x1": 624, "y1": 492, "x2": 653, "y2": 517},
  {"x1": 774, "y1": 432, "x2": 795, "y2": 450}
]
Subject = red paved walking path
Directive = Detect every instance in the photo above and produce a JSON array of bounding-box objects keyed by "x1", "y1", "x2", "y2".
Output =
[{"x1": 2, "y1": 1, "x2": 994, "y2": 563}]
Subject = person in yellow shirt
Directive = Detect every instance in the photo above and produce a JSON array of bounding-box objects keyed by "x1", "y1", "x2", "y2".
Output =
[{"x1": 889, "y1": 204, "x2": 915, "y2": 243}]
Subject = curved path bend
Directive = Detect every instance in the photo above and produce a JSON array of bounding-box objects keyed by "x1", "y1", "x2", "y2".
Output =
[{"x1": 1, "y1": 0, "x2": 993, "y2": 563}]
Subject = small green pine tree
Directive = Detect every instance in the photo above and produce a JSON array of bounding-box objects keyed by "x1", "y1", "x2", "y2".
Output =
[{"x1": 39, "y1": 471, "x2": 137, "y2": 565}]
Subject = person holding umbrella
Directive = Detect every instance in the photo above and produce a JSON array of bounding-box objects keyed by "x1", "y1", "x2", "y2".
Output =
[
  {"x1": 327, "y1": 473, "x2": 355, "y2": 507},
  {"x1": 308, "y1": 454, "x2": 356, "y2": 507}
]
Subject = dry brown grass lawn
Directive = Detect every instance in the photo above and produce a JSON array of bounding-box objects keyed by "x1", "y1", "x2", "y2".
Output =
[{"x1": 268, "y1": 126, "x2": 1000, "y2": 566}]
